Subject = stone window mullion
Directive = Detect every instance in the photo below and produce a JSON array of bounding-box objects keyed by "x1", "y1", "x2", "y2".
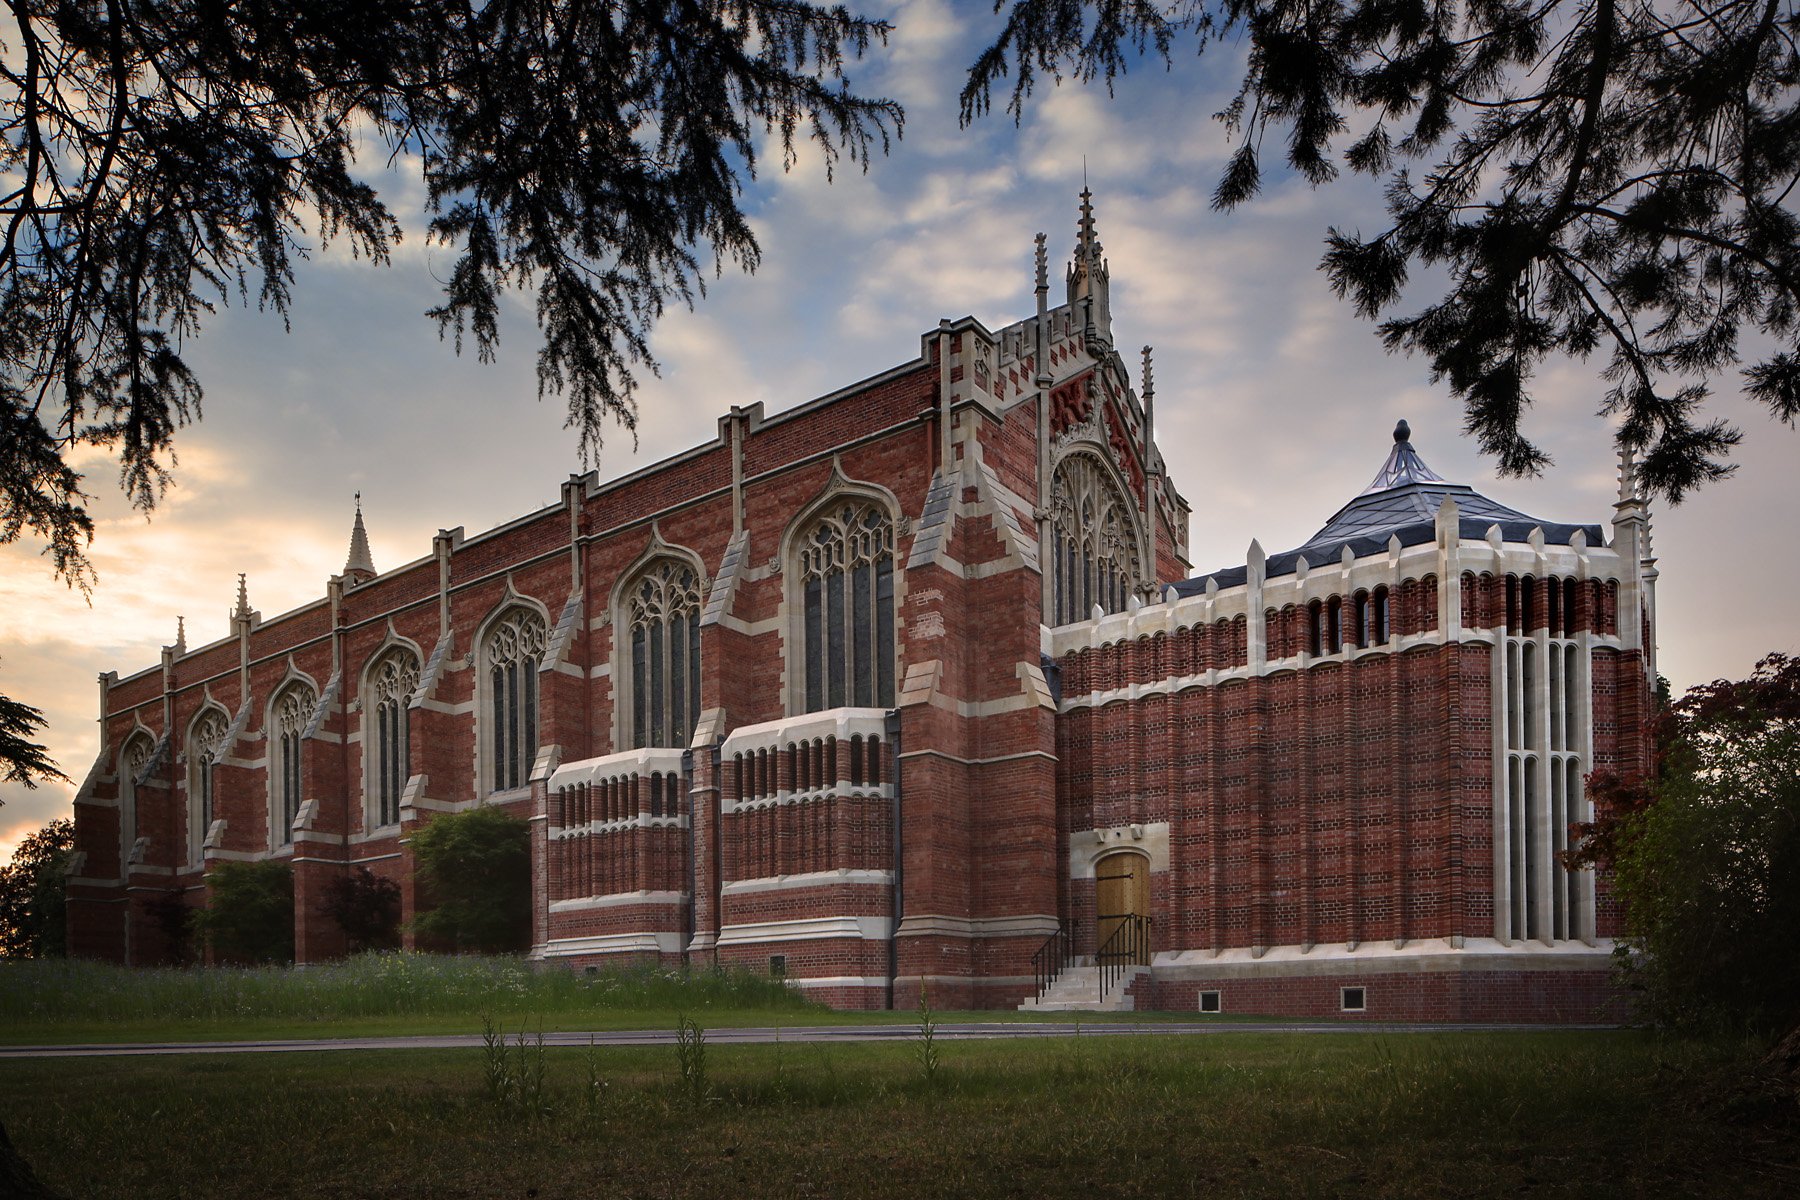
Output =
[
  {"x1": 799, "y1": 502, "x2": 895, "y2": 714},
  {"x1": 485, "y1": 609, "x2": 547, "y2": 793},
  {"x1": 188, "y1": 707, "x2": 230, "y2": 863},
  {"x1": 626, "y1": 560, "x2": 703, "y2": 750},
  {"x1": 1051, "y1": 453, "x2": 1142, "y2": 626}
]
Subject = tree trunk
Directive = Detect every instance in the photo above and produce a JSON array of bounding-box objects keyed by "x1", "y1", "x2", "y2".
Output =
[{"x1": 0, "y1": 1119, "x2": 67, "y2": 1200}]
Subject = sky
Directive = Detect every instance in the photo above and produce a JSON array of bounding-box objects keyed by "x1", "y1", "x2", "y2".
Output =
[{"x1": 3, "y1": 0, "x2": 1795, "y2": 862}]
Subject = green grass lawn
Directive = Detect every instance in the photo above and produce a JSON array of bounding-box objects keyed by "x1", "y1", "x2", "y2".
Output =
[
  {"x1": 0, "y1": 1009, "x2": 1269, "y2": 1045},
  {"x1": 6, "y1": 1030, "x2": 1795, "y2": 1199},
  {"x1": 0, "y1": 955, "x2": 1277, "y2": 1044},
  {"x1": 0, "y1": 954, "x2": 813, "y2": 1043}
]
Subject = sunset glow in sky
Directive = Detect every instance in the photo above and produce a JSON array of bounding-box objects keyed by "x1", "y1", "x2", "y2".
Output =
[{"x1": 3, "y1": 1, "x2": 1794, "y2": 862}]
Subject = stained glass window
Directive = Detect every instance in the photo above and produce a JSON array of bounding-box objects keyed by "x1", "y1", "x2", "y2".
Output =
[
  {"x1": 188, "y1": 707, "x2": 230, "y2": 861},
  {"x1": 486, "y1": 608, "x2": 547, "y2": 792},
  {"x1": 800, "y1": 503, "x2": 895, "y2": 711},
  {"x1": 271, "y1": 682, "x2": 317, "y2": 845},
  {"x1": 1049, "y1": 454, "x2": 1142, "y2": 626},
  {"x1": 368, "y1": 648, "x2": 419, "y2": 826},
  {"x1": 626, "y1": 560, "x2": 703, "y2": 748}
]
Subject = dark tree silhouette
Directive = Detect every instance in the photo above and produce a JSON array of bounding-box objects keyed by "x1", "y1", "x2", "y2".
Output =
[
  {"x1": 0, "y1": 816, "x2": 73, "y2": 958},
  {"x1": 1570, "y1": 653, "x2": 1800, "y2": 1032},
  {"x1": 1, "y1": 0, "x2": 902, "y2": 783},
  {"x1": 0, "y1": 665, "x2": 67, "y2": 790},
  {"x1": 963, "y1": 0, "x2": 1800, "y2": 500},
  {"x1": 2, "y1": 0, "x2": 902, "y2": 591}
]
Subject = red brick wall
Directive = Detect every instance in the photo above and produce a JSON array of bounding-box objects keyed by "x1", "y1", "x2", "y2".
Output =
[
  {"x1": 1059, "y1": 629, "x2": 1650, "y2": 958},
  {"x1": 69, "y1": 323, "x2": 1652, "y2": 1024},
  {"x1": 1141, "y1": 964, "x2": 1628, "y2": 1023}
]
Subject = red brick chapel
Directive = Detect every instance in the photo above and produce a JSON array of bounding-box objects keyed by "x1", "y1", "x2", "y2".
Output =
[{"x1": 67, "y1": 193, "x2": 1657, "y2": 1021}]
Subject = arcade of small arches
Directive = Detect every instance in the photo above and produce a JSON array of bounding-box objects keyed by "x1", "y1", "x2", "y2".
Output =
[{"x1": 728, "y1": 730, "x2": 887, "y2": 808}]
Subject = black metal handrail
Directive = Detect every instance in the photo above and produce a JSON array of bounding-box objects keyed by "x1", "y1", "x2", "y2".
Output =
[
  {"x1": 1030, "y1": 920, "x2": 1072, "y2": 1002},
  {"x1": 1095, "y1": 914, "x2": 1151, "y2": 1001}
]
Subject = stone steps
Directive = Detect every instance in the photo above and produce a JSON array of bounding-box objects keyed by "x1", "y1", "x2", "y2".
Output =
[{"x1": 1018, "y1": 964, "x2": 1147, "y2": 1012}]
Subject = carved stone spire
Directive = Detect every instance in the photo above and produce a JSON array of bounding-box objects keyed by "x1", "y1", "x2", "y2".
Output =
[
  {"x1": 343, "y1": 492, "x2": 376, "y2": 585},
  {"x1": 1066, "y1": 188, "x2": 1113, "y2": 353},
  {"x1": 233, "y1": 574, "x2": 250, "y2": 621},
  {"x1": 1141, "y1": 344, "x2": 1158, "y2": 594},
  {"x1": 174, "y1": 615, "x2": 187, "y2": 657},
  {"x1": 1616, "y1": 444, "x2": 1640, "y2": 507},
  {"x1": 1611, "y1": 443, "x2": 1650, "y2": 659},
  {"x1": 1078, "y1": 186, "x2": 1099, "y2": 262}
]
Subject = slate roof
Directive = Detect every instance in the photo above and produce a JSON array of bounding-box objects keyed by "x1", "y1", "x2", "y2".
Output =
[
  {"x1": 344, "y1": 496, "x2": 375, "y2": 578},
  {"x1": 1170, "y1": 421, "x2": 1604, "y2": 598}
]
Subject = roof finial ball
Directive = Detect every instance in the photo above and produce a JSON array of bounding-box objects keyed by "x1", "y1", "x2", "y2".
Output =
[{"x1": 1394, "y1": 419, "x2": 1411, "y2": 444}]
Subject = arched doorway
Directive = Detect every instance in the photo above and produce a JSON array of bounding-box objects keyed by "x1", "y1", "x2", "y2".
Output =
[{"x1": 1094, "y1": 850, "x2": 1151, "y2": 966}]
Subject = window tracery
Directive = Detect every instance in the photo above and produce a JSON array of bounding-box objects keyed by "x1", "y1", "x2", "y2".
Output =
[
  {"x1": 271, "y1": 683, "x2": 317, "y2": 846},
  {"x1": 625, "y1": 559, "x2": 703, "y2": 749},
  {"x1": 119, "y1": 733, "x2": 153, "y2": 865},
  {"x1": 188, "y1": 707, "x2": 230, "y2": 861},
  {"x1": 799, "y1": 502, "x2": 895, "y2": 711},
  {"x1": 367, "y1": 648, "x2": 419, "y2": 828},
  {"x1": 1049, "y1": 453, "x2": 1142, "y2": 627},
  {"x1": 486, "y1": 607, "x2": 547, "y2": 792}
]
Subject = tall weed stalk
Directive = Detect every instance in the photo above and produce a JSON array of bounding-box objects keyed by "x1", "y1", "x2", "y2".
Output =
[
  {"x1": 674, "y1": 1013, "x2": 709, "y2": 1103},
  {"x1": 478, "y1": 1014, "x2": 546, "y2": 1119},
  {"x1": 917, "y1": 981, "x2": 940, "y2": 1084},
  {"x1": 582, "y1": 1035, "x2": 608, "y2": 1117},
  {"x1": 480, "y1": 1015, "x2": 510, "y2": 1105}
]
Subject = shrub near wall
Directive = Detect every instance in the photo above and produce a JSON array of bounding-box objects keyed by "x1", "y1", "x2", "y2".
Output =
[
  {"x1": 410, "y1": 807, "x2": 531, "y2": 954},
  {"x1": 322, "y1": 868, "x2": 402, "y2": 953},
  {"x1": 194, "y1": 861, "x2": 294, "y2": 965}
]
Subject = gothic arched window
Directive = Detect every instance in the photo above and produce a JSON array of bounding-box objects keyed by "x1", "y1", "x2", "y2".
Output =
[
  {"x1": 270, "y1": 681, "x2": 317, "y2": 846},
  {"x1": 188, "y1": 707, "x2": 230, "y2": 862},
  {"x1": 625, "y1": 559, "x2": 703, "y2": 749},
  {"x1": 367, "y1": 647, "x2": 419, "y2": 828},
  {"x1": 485, "y1": 607, "x2": 547, "y2": 792},
  {"x1": 1049, "y1": 453, "x2": 1142, "y2": 627},
  {"x1": 800, "y1": 501, "x2": 895, "y2": 711},
  {"x1": 119, "y1": 732, "x2": 154, "y2": 870}
]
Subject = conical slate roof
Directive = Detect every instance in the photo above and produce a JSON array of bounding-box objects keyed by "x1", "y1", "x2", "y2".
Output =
[
  {"x1": 344, "y1": 495, "x2": 375, "y2": 579},
  {"x1": 1297, "y1": 419, "x2": 1537, "y2": 552},
  {"x1": 1171, "y1": 421, "x2": 1604, "y2": 596}
]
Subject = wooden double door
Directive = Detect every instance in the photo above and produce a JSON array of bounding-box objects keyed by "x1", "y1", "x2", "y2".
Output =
[{"x1": 1094, "y1": 851, "x2": 1151, "y2": 965}]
